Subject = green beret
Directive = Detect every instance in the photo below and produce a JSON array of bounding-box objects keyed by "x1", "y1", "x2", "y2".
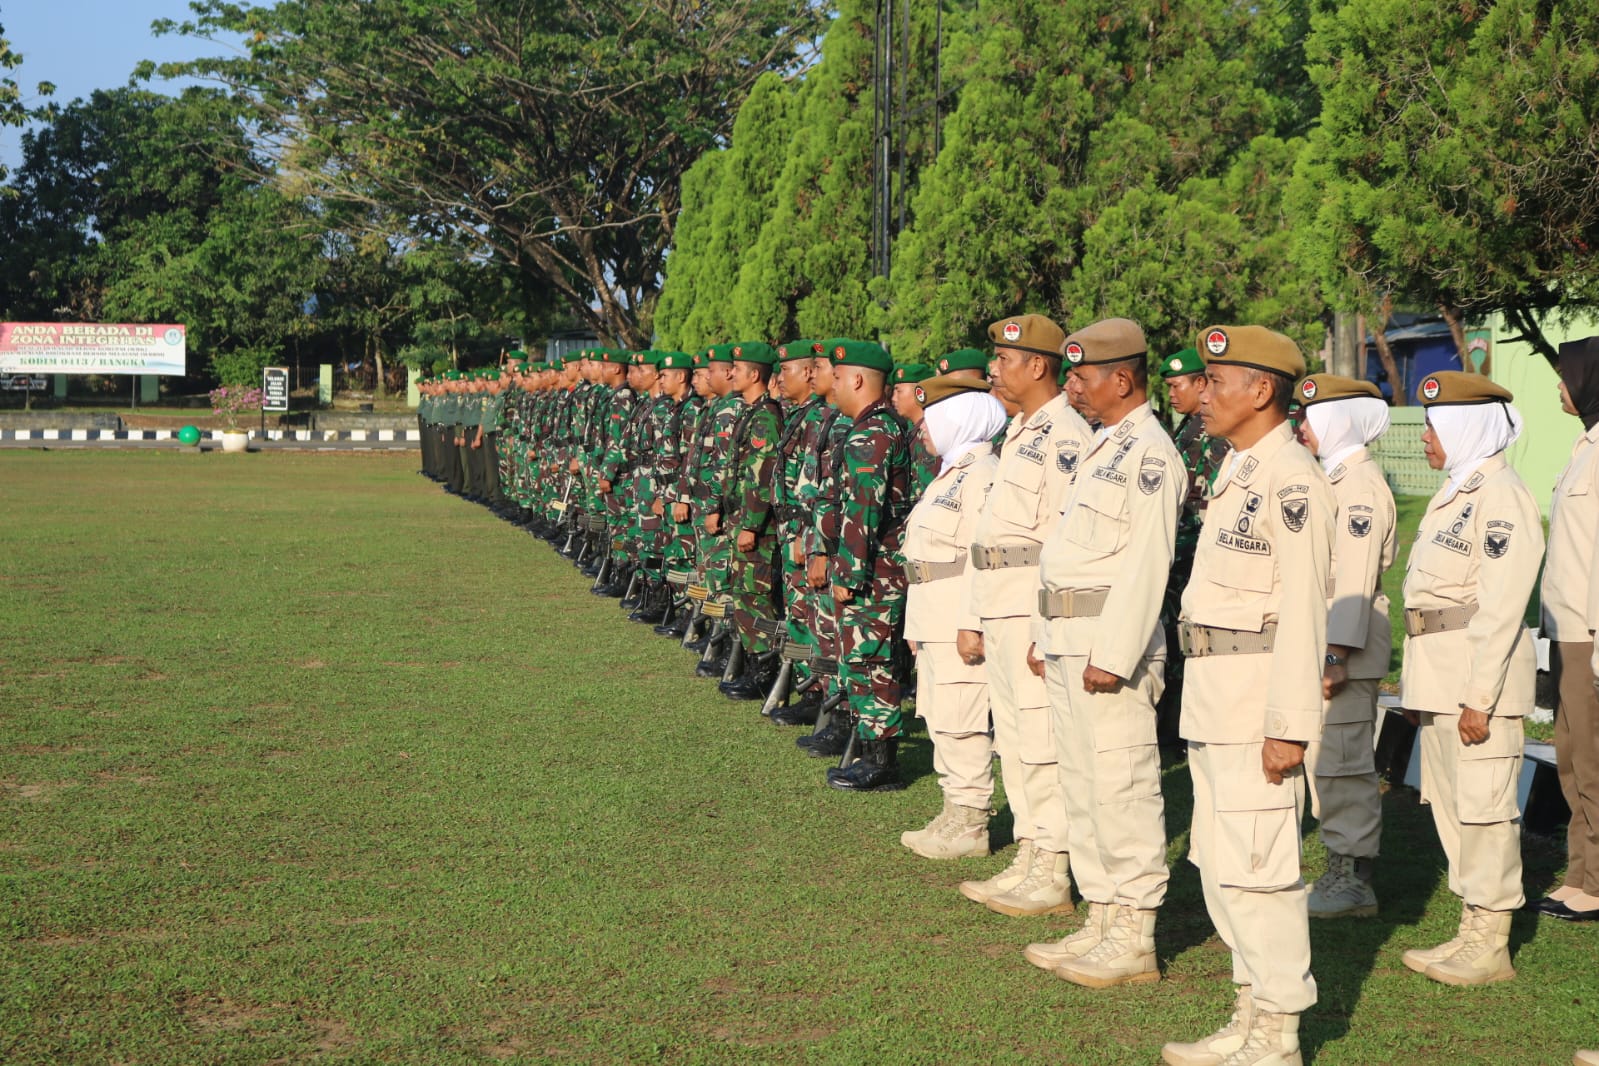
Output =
[
  {"x1": 659, "y1": 351, "x2": 692, "y2": 371},
  {"x1": 828, "y1": 338, "x2": 894, "y2": 375},
  {"x1": 779, "y1": 339, "x2": 822, "y2": 363},
  {"x1": 705, "y1": 344, "x2": 735, "y2": 365},
  {"x1": 601, "y1": 348, "x2": 631, "y2": 365},
  {"x1": 934, "y1": 348, "x2": 988, "y2": 376},
  {"x1": 893, "y1": 363, "x2": 935, "y2": 385},
  {"x1": 1159, "y1": 348, "x2": 1205, "y2": 379},
  {"x1": 731, "y1": 341, "x2": 777, "y2": 366}
]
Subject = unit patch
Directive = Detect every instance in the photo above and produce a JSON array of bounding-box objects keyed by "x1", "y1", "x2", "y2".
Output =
[
  {"x1": 1349, "y1": 514, "x2": 1372, "y2": 538},
  {"x1": 1281, "y1": 497, "x2": 1309, "y2": 533},
  {"x1": 1138, "y1": 458, "x2": 1165, "y2": 496}
]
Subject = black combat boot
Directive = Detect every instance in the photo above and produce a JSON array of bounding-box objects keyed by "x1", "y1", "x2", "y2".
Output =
[
  {"x1": 720, "y1": 653, "x2": 776, "y2": 701},
  {"x1": 825, "y1": 738, "x2": 905, "y2": 792},
  {"x1": 770, "y1": 687, "x2": 823, "y2": 726},
  {"x1": 800, "y1": 714, "x2": 851, "y2": 757},
  {"x1": 630, "y1": 582, "x2": 670, "y2": 625}
]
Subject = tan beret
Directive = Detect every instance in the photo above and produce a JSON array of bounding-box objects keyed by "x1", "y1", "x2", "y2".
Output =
[
  {"x1": 913, "y1": 374, "x2": 993, "y2": 409},
  {"x1": 1062, "y1": 317, "x2": 1146, "y2": 367},
  {"x1": 987, "y1": 313, "x2": 1068, "y2": 360},
  {"x1": 1297, "y1": 373, "x2": 1384, "y2": 407},
  {"x1": 1416, "y1": 370, "x2": 1513, "y2": 407},
  {"x1": 1198, "y1": 325, "x2": 1305, "y2": 379}
]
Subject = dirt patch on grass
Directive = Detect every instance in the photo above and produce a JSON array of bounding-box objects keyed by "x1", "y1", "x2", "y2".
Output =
[
  {"x1": 4, "y1": 744, "x2": 88, "y2": 755},
  {"x1": 180, "y1": 994, "x2": 276, "y2": 1033},
  {"x1": 707, "y1": 1022, "x2": 837, "y2": 1047},
  {"x1": 2, "y1": 780, "x2": 74, "y2": 802}
]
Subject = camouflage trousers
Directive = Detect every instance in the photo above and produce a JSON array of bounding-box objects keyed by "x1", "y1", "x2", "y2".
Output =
[
  {"x1": 837, "y1": 586, "x2": 906, "y2": 739},
  {"x1": 728, "y1": 537, "x2": 781, "y2": 656},
  {"x1": 780, "y1": 544, "x2": 816, "y2": 685},
  {"x1": 696, "y1": 521, "x2": 734, "y2": 597}
]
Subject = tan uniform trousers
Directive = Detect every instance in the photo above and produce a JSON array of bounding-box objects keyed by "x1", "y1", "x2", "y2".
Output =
[
  {"x1": 1555, "y1": 641, "x2": 1599, "y2": 894},
  {"x1": 1045, "y1": 652, "x2": 1168, "y2": 909},
  {"x1": 1189, "y1": 741, "x2": 1317, "y2": 1015},
  {"x1": 1416, "y1": 711, "x2": 1525, "y2": 911},
  {"x1": 983, "y1": 614, "x2": 1068, "y2": 852},
  {"x1": 1307, "y1": 678, "x2": 1382, "y2": 858},
  {"x1": 914, "y1": 643, "x2": 994, "y2": 810}
]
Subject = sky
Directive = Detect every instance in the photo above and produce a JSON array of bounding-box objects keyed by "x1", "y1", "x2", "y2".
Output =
[{"x1": 1, "y1": 0, "x2": 241, "y2": 171}]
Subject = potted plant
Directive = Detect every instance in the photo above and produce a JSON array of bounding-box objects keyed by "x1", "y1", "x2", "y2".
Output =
[{"x1": 209, "y1": 384, "x2": 262, "y2": 453}]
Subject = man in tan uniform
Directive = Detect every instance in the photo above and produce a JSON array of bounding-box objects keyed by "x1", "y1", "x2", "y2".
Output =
[
  {"x1": 1163, "y1": 326, "x2": 1332, "y2": 1066},
  {"x1": 1025, "y1": 318, "x2": 1186, "y2": 988},
  {"x1": 1399, "y1": 372, "x2": 1542, "y2": 985},
  {"x1": 1293, "y1": 375, "x2": 1397, "y2": 919},
  {"x1": 899, "y1": 376, "x2": 1007, "y2": 858},
  {"x1": 956, "y1": 313, "x2": 1090, "y2": 917}
]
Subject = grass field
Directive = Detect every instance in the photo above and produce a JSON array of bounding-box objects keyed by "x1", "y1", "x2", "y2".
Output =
[{"x1": 0, "y1": 451, "x2": 1590, "y2": 1064}]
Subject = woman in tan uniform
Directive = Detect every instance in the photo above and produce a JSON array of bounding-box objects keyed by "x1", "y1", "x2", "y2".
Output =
[
  {"x1": 899, "y1": 376, "x2": 1008, "y2": 858},
  {"x1": 1293, "y1": 375, "x2": 1397, "y2": 918},
  {"x1": 1399, "y1": 372, "x2": 1543, "y2": 986}
]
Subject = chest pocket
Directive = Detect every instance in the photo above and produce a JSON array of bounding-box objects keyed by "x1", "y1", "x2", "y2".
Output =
[
  {"x1": 1412, "y1": 534, "x2": 1474, "y2": 586},
  {"x1": 1209, "y1": 547, "x2": 1275, "y2": 594},
  {"x1": 1063, "y1": 480, "x2": 1125, "y2": 556}
]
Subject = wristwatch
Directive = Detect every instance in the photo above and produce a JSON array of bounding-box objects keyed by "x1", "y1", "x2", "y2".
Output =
[{"x1": 1325, "y1": 652, "x2": 1346, "y2": 667}]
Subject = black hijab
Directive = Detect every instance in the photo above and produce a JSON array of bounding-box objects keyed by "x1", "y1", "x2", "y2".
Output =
[{"x1": 1558, "y1": 335, "x2": 1599, "y2": 431}]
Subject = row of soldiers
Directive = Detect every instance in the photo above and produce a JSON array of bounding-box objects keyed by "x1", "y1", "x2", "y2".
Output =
[{"x1": 415, "y1": 318, "x2": 1591, "y2": 1066}]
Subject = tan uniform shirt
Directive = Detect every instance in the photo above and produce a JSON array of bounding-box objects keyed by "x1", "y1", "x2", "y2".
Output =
[
  {"x1": 1324, "y1": 448, "x2": 1397, "y2": 689},
  {"x1": 1401, "y1": 454, "x2": 1543, "y2": 716},
  {"x1": 1179, "y1": 421, "x2": 1334, "y2": 744},
  {"x1": 1541, "y1": 422, "x2": 1599, "y2": 641},
  {"x1": 1036, "y1": 402, "x2": 1187, "y2": 679},
  {"x1": 963, "y1": 392, "x2": 1091, "y2": 620},
  {"x1": 903, "y1": 444, "x2": 997, "y2": 642}
]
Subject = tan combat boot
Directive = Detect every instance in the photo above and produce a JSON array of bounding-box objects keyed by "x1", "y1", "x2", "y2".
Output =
[
  {"x1": 900, "y1": 798, "x2": 954, "y2": 852},
  {"x1": 1307, "y1": 852, "x2": 1377, "y2": 918},
  {"x1": 903, "y1": 801, "x2": 989, "y2": 860},
  {"x1": 1574, "y1": 1051, "x2": 1599, "y2": 1066},
  {"x1": 959, "y1": 838, "x2": 1035, "y2": 903},
  {"x1": 984, "y1": 846, "x2": 1073, "y2": 917},
  {"x1": 1400, "y1": 902, "x2": 1475, "y2": 973},
  {"x1": 1023, "y1": 901, "x2": 1110, "y2": 971},
  {"x1": 1423, "y1": 906, "x2": 1515, "y2": 986},
  {"x1": 1056, "y1": 904, "x2": 1159, "y2": 988},
  {"x1": 1161, "y1": 985, "x2": 1253, "y2": 1066},
  {"x1": 1215, "y1": 1010, "x2": 1301, "y2": 1066}
]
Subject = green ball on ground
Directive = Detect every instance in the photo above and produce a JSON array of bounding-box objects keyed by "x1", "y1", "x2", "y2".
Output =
[{"x1": 177, "y1": 426, "x2": 201, "y2": 445}]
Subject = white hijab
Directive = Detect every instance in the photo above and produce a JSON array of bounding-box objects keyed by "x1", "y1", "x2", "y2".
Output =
[
  {"x1": 1306, "y1": 396, "x2": 1391, "y2": 474},
  {"x1": 923, "y1": 390, "x2": 1008, "y2": 474},
  {"x1": 1428, "y1": 401, "x2": 1524, "y2": 493}
]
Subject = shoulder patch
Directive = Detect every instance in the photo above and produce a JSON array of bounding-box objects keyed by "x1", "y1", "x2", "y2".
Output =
[
  {"x1": 1348, "y1": 514, "x2": 1372, "y2": 538},
  {"x1": 1138, "y1": 457, "x2": 1165, "y2": 496},
  {"x1": 1280, "y1": 496, "x2": 1309, "y2": 533}
]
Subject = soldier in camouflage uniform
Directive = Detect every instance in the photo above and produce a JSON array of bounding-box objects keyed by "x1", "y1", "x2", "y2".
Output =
[
  {"x1": 631, "y1": 351, "x2": 695, "y2": 625},
  {"x1": 1157, "y1": 347, "x2": 1230, "y2": 744},
  {"x1": 679, "y1": 345, "x2": 743, "y2": 674},
  {"x1": 818, "y1": 340, "x2": 914, "y2": 792},
  {"x1": 718, "y1": 343, "x2": 785, "y2": 699},
  {"x1": 659, "y1": 353, "x2": 714, "y2": 638},
  {"x1": 593, "y1": 350, "x2": 643, "y2": 595},
  {"x1": 892, "y1": 363, "x2": 939, "y2": 500}
]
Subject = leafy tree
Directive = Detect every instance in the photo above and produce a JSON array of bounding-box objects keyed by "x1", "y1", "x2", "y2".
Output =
[
  {"x1": 164, "y1": 0, "x2": 830, "y2": 349},
  {"x1": 1290, "y1": 0, "x2": 1599, "y2": 364},
  {"x1": 0, "y1": 20, "x2": 55, "y2": 186},
  {"x1": 652, "y1": 150, "x2": 726, "y2": 350}
]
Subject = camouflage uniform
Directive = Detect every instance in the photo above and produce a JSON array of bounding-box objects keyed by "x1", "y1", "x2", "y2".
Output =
[
  {"x1": 777, "y1": 395, "x2": 835, "y2": 682},
  {"x1": 725, "y1": 390, "x2": 784, "y2": 657}
]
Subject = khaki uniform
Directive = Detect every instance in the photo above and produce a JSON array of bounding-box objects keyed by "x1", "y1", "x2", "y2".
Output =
[
  {"x1": 903, "y1": 444, "x2": 998, "y2": 809},
  {"x1": 1544, "y1": 424, "x2": 1599, "y2": 897},
  {"x1": 1309, "y1": 447, "x2": 1396, "y2": 858},
  {"x1": 1037, "y1": 403, "x2": 1185, "y2": 909},
  {"x1": 962, "y1": 392, "x2": 1091, "y2": 852},
  {"x1": 1180, "y1": 421, "x2": 1333, "y2": 1015},
  {"x1": 1402, "y1": 455, "x2": 1542, "y2": 912}
]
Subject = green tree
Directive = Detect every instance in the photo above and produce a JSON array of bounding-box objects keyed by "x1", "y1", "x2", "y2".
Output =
[
  {"x1": 0, "y1": 20, "x2": 55, "y2": 186},
  {"x1": 165, "y1": 0, "x2": 829, "y2": 349},
  {"x1": 1290, "y1": 0, "x2": 1599, "y2": 364},
  {"x1": 653, "y1": 150, "x2": 726, "y2": 350}
]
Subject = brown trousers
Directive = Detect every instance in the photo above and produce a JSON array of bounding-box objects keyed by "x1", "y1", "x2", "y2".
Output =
[{"x1": 1553, "y1": 641, "x2": 1599, "y2": 894}]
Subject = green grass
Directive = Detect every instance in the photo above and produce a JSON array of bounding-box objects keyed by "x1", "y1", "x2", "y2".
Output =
[{"x1": 0, "y1": 453, "x2": 1588, "y2": 1064}]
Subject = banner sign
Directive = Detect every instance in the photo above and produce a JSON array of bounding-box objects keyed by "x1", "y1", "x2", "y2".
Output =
[
  {"x1": 262, "y1": 367, "x2": 290, "y2": 412},
  {"x1": 0, "y1": 323, "x2": 187, "y2": 376}
]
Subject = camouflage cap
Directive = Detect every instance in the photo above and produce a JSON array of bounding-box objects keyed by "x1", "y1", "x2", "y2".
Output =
[
  {"x1": 731, "y1": 341, "x2": 777, "y2": 366},
  {"x1": 893, "y1": 363, "x2": 935, "y2": 385},
  {"x1": 1158, "y1": 348, "x2": 1205, "y2": 379},
  {"x1": 1416, "y1": 370, "x2": 1513, "y2": 407},
  {"x1": 778, "y1": 339, "x2": 822, "y2": 363},
  {"x1": 914, "y1": 374, "x2": 993, "y2": 409},
  {"x1": 934, "y1": 348, "x2": 988, "y2": 376},
  {"x1": 1198, "y1": 325, "x2": 1304, "y2": 379},
  {"x1": 987, "y1": 313, "x2": 1068, "y2": 360},
  {"x1": 1062, "y1": 318, "x2": 1146, "y2": 367},
  {"x1": 1298, "y1": 373, "x2": 1383, "y2": 407},
  {"x1": 828, "y1": 339, "x2": 894, "y2": 375}
]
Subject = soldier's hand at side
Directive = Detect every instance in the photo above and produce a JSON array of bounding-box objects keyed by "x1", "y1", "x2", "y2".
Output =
[
  {"x1": 1322, "y1": 661, "x2": 1349, "y2": 700},
  {"x1": 569, "y1": 458, "x2": 580, "y2": 474},
  {"x1": 737, "y1": 530, "x2": 755, "y2": 551},
  {"x1": 598, "y1": 478, "x2": 612, "y2": 493},
  {"x1": 704, "y1": 513, "x2": 721, "y2": 535},
  {"x1": 807, "y1": 554, "x2": 829, "y2": 588},
  {"x1": 906, "y1": 639, "x2": 919, "y2": 655},
  {"x1": 957, "y1": 629, "x2": 985, "y2": 666},
  {"x1": 1261, "y1": 737, "x2": 1306, "y2": 785},
  {"x1": 651, "y1": 499, "x2": 664, "y2": 517},
  {"x1": 1082, "y1": 664, "x2": 1123, "y2": 694},
  {"x1": 1458, "y1": 707, "x2": 1492, "y2": 746},
  {"x1": 831, "y1": 584, "x2": 853, "y2": 606},
  {"x1": 790, "y1": 539, "x2": 804, "y2": 566},
  {"x1": 1025, "y1": 643, "x2": 1044, "y2": 678},
  {"x1": 672, "y1": 502, "x2": 689, "y2": 523}
]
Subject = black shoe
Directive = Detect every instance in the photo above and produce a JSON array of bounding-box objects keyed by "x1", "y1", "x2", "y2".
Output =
[
  {"x1": 719, "y1": 672, "x2": 771, "y2": 701},
  {"x1": 694, "y1": 656, "x2": 728, "y2": 679},
  {"x1": 1543, "y1": 900, "x2": 1599, "y2": 922},
  {"x1": 802, "y1": 717, "x2": 850, "y2": 757},
  {"x1": 631, "y1": 599, "x2": 668, "y2": 625},
  {"x1": 655, "y1": 614, "x2": 690, "y2": 638},
  {"x1": 826, "y1": 739, "x2": 905, "y2": 791},
  {"x1": 684, "y1": 635, "x2": 711, "y2": 654},
  {"x1": 770, "y1": 694, "x2": 821, "y2": 727}
]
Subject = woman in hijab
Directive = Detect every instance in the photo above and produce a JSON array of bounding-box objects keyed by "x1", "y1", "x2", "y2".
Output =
[
  {"x1": 1293, "y1": 375, "x2": 1397, "y2": 920},
  {"x1": 1399, "y1": 372, "x2": 1543, "y2": 986},
  {"x1": 897, "y1": 375, "x2": 1009, "y2": 859},
  {"x1": 1532, "y1": 337, "x2": 1599, "y2": 923}
]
